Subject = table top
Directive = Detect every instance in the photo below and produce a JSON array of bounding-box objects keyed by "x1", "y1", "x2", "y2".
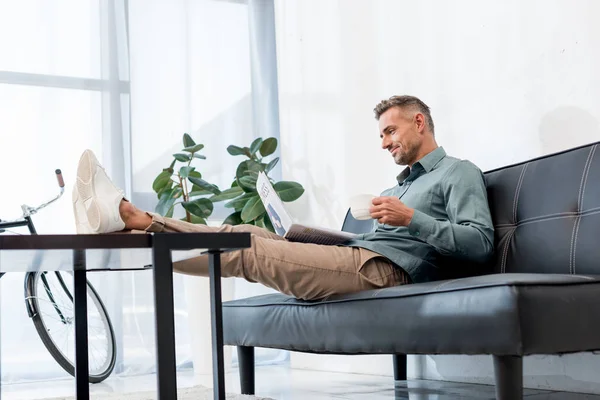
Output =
[{"x1": 0, "y1": 232, "x2": 251, "y2": 272}]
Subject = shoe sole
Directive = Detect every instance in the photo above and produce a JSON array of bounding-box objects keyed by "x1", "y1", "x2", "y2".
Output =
[
  {"x1": 76, "y1": 150, "x2": 103, "y2": 233},
  {"x1": 72, "y1": 188, "x2": 94, "y2": 234}
]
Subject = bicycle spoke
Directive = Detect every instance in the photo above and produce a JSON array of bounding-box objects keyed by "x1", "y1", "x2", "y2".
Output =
[{"x1": 30, "y1": 272, "x2": 115, "y2": 378}]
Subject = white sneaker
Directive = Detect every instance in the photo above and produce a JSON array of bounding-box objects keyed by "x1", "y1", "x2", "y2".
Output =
[
  {"x1": 72, "y1": 188, "x2": 94, "y2": 234},
  {"x1": 74, "y1": 149, "x2": 125, "y2": 233}
]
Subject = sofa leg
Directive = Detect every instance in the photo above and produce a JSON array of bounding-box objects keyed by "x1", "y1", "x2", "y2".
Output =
[
  {"x1": 237, "y1": 346, "x2": 255, "y2": 395},
  {"x1": 493, "y1": 355, "x2": 523, "y2": 400},
  {"x1": 393, "y1": 354, "x2": 407, "y2": 381}
]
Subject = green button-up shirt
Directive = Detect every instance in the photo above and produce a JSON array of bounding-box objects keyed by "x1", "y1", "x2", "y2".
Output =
[{"x1": 344, "y1": 147, "x2": 494, "y2": 283}]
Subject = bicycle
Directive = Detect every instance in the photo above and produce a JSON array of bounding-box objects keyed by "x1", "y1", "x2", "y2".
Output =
[{"x1": 0, "y1": 170, "x2": 117, "y2": 383}]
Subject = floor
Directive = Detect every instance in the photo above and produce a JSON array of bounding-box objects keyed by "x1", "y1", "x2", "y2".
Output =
[{"x1": 4, "y1": 365, "x2": 600, "y2": 400}]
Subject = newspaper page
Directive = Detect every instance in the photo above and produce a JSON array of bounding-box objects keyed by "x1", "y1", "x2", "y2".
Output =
[
  {"x1": 257, "y1": 172, "x2": 293, "y2": 236},
  {"x1": 257, "y1": 172, "x2": 357, "y2": 245},
  {"x1": 285, "y1": 224, "x2": 356, "y2": 245}
]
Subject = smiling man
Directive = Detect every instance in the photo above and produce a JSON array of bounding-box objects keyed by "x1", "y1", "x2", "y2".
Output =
[
  {"x1": 73, "y1": 95, "x2": 494, "y2": 300},
  {"x1": 345, "y1": 95, "x2": 494, "y2": 283}
]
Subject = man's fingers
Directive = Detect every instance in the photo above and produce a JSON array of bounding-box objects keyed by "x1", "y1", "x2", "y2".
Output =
[
  {"x1": 370, "y1": 210, "x2": 385, "y2": 218},
  {"x1": 371, "y1": 196, "x2": 384, "y2": 205}
]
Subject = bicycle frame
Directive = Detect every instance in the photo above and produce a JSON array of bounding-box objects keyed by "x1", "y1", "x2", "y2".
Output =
[{"x1": 0, "y1": 170, "x2": 68, "y2": 322}]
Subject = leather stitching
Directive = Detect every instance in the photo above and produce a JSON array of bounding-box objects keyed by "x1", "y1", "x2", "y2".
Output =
[
  {"x1": 501, "y1": 228, "x2": 517, "y2": 273},
  {"x1": 494, "y1": 207, "x2": 600, "y2": 229},
  {"x1": 571, "y1": 145, "x2": 596, "y2": 273},
  {"x1": 512, "y1": 163, "x2": 529, "y2": 223},
  {"x1": 569, "y1": 146, "x2": 595, "y2": 274},
  {"x1": 580, "y1": 145, "x2": 597, "y2": 211},
  {"x1": 569, "y1": 219, "x2": 578, "y2": 275},
  {"x1": 572, "y1": 218, "x2": 582, "y2": 274},
  {"x1": 577, "y1": 145, "x2": 596, "y2": 209}
]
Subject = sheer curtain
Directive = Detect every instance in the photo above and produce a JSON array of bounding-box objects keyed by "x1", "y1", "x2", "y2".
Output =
[
  {"x1": 0, "y1": 0, "x2": 284, "y2": 384},
  {"x1": 0, "y1": 0, "x2": 124, "y2": 383},
  {"x1": 128, "y1": 0, "x2": 287, "y2": 369}
]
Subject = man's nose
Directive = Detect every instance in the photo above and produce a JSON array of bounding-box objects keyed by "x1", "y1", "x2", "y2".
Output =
[{"x1": 381, "y1": 136, "x2": 390, "y2": 150}]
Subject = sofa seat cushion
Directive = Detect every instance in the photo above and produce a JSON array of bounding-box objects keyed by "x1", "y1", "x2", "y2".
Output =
[{"x1": 223, "y1": 273, "x2": 600, "y2": 356}]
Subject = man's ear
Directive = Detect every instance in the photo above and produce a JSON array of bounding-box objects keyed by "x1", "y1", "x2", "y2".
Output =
[{"x1": 414, "y1": 113, "x2": 426, "y2": 133}]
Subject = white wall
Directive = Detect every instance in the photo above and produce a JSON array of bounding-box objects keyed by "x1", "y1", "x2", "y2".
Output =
[{"x1": 274, "y1": 0, "x2": 600, "y2": 393}]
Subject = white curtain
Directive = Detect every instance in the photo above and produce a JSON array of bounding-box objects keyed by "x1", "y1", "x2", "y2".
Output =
[
  {"x1": 127, "y1": 0, "x2": 287, "y2": 369},
  {"x1": 0, "y1": 0, "x2": 284, "y2": 384}
]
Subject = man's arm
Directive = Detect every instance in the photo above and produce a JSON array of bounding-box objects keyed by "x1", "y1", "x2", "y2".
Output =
[
  {"x1": 409, "y1": 161, "x2": 494, "y2": 262},
  {"x1": 370, "y1": 161, "x2": 495, "y2": 263}
]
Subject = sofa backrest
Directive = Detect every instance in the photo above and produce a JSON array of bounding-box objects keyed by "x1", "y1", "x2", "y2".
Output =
[{"x1": 485, "y1": 141, "x2": 600, "y2": 274}]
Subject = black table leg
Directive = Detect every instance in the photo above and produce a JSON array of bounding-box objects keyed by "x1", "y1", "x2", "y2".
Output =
[
  {"x1": 208, "y1": 251, "x2": 225, "y2": 400},
  {"x1": 73, "y1": 250, "x2": 89, "y2": 400},
  {"x1": 152, "y1": 238, "x2": 178, "y2": 400}
]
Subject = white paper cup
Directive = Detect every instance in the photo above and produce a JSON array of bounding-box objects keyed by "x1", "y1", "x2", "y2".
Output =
[{"x1": 350, "y1": 194, "x2": 376, "y2": 220}]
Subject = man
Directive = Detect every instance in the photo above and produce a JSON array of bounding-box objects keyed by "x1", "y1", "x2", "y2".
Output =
[{"x1": 73, "y1": 95, "x2": 494, "y2": 300}]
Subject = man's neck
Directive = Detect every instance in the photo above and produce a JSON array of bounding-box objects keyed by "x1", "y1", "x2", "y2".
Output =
[{"x1": 408, "y1": 143, "x2": 439, "y2": 167}]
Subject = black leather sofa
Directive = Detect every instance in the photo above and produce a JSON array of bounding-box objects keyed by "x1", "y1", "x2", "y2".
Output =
[{"x1": 222, "y1": 141, "x2": 600, "y2": 399}]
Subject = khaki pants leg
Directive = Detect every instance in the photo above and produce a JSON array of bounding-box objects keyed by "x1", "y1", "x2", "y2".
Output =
[{"x1": 146, "y1": 213, "x2": 409, "y2": 300}]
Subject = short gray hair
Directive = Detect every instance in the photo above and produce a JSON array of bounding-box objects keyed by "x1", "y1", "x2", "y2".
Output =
[{"x1": 373, "y1": 95, "x2": 435, "y2": 135}]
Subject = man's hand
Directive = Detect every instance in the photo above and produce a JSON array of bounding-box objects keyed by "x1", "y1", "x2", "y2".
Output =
[{"x1": 369, "y1": 196, "x2": 415, "y2": 226}]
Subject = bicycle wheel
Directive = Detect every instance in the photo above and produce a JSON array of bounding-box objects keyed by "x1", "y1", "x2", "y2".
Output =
[{"x1": 25, "y1": 271, "x2": 117, "y2": 383}]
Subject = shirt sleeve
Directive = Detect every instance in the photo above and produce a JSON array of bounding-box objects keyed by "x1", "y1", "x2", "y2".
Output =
[{"x1": 406, "y1": 161, "x2": 495, "y2": 262}]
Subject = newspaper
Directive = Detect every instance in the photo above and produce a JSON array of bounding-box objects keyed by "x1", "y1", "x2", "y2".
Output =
[{"x1": 256, "y1": 172, "x2": 356, "y2": 245}]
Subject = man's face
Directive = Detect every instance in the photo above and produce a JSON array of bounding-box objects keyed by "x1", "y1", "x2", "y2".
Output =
[{"x1": 379, "y1": 107, "x2": 422, "y2": 166}]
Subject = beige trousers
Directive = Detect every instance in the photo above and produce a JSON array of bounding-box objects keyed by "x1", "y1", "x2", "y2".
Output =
[{"x1": 145, "y1": 213, "x2": 409, "y2": 300}]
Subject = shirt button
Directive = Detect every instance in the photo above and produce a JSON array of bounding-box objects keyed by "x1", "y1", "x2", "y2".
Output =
[{"x1": 415, "y1": 231, "x2": 420, "y2": 236}]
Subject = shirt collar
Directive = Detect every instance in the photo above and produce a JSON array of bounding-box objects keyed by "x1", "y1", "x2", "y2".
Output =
[{"x1": 396, "y1": 147, "x2": 446, "y2": 183}]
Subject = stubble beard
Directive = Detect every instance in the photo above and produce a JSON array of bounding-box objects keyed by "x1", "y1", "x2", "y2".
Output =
[{"x1": 394, "y1": 144, "x2": 419, "y2": 166}]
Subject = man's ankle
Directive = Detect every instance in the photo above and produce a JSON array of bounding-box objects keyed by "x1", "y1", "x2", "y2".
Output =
[{"x1": 119, "y1": 200, "x2": 135, "y2": 227}]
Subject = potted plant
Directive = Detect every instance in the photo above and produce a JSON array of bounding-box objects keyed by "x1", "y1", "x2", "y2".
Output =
[
  {"x1": 209, "y1": 137, "x2": 304, "y2": 232},
  {"x1": 151, "y1": 133, "x2": 221, "y2": 224}
]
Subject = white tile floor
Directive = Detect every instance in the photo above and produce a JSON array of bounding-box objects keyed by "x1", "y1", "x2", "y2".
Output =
[{"x1": 4, "y1": 365, "x2": 600, "y2": 399}]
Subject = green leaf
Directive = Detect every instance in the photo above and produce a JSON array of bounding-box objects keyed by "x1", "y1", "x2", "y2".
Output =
[
  {"x1": 183, "y1": 133, "x2": 195, "y2": 147},
  {"x1": 181, "y1": 214, "x2": 207, "y2": 224},
  {"x1": 188, "y1": 176, "x2": 221, "y2": 195},
  {"x1": 255, "y1": 216, "x2": 266, "y2": 229},
  {"x1": 224, "y1": 192, "x2": 256, "y2": 209},
  {"x1": 227, "y1": 145, "x2": 246, "y2": 156},
  {"x1": 165, "y1": 204, "x2": 175, "y2": 218},
  {"x1": 179, "y1": 166, "x2": 195, "y2": 179},
  {"x1": 241, "y1": 195, "x2": 265, "y2": 222},
  {"x1": 235, "y1": 160, "x2": 262, "y2": 180},
  {"x1": 183, "y1": 143, "x2": 205, "y2": 153},
  {"x1": 189, "y1": 171, "x2": 202, "y2": 179},
  {"x1": 247, "y1": 160, "x2": 263, "y2": 173},
  {"x1": 182, "y1": 198, "x2": 214, "y2": 218},
  {"x1": 260, "y1": 137, "x2": 278, "y2": 157},
  {"x1": 155, "y1": 189, "x2": 177, "y2": 216},
  {"x1": 190, "y1": 190, "x2": 213, "y2": 197},
  {"x1": 262, "y1": 214, "x2": 275, "y2": 233},
  {"x1": 193, "y1": 153, "x2": 206, "y2": 160},
  {"x1": 169, "y1": 159, "x2": 177, "y2": 169},
  {"x1": 173, "y1": 153, "x2": 191, "y2": 162},
  {"x1": 249, "y1": 138, "x2": 263, "y2": 155},
  {"x1": 157, "y1": 182, "x2": 174, "y2": 199},
  {"x1": 223, "y1": 211, "x2": 243, "y2": 226},
  {"x1": 209, "y1": 186, "x2": 244, "y2": 202},
  {"x1": 152, "y1": 170, "x2": 172, "y2": 193},
  {"x1": 237, "y1": 175, "x2": 257, "y2": 192},
  {"x1": 265, "y1": 157, "x2": 279, "y2": 174},
  {"x1": 172, "y1": 186, "x2": 183, "y2": 199},
  {"x1": 274, "y1": 181, "x2": 305, "y2": 202}
]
